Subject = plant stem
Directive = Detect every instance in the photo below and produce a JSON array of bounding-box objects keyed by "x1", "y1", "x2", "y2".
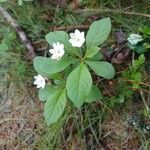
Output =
[
  {"x1": 76, "y1": 9, "x2": 150, "y2": 18},
  {"x1": 140, "y1": 90, "x2": 149, "y2": 112}
]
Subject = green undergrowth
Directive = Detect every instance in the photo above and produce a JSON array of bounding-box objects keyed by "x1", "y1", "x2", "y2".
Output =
[
  {"x1": 0, "y1": 26, "x2": 33, "y2": 86},
  {"x1": 0, "y1": 0, "x2": 150, "y2": 149}
]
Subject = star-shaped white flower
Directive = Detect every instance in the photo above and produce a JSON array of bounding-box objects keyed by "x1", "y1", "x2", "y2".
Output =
[
  {"x1": 69, "y1": 29, "x2": 85, "y2": 47},
  {"x1": 49, "y1": 42, "x2": 65, "y2": 60},
  {"x1": 127, "y1": 34, "x2": 143, "y2": 45},
  {"x1": 33, "y1": 74, "x2": 45, "y2": 89}
]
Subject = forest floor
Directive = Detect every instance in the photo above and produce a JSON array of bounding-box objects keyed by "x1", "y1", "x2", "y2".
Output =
[{"x1": 0, "y1": 0, "x2": 150, "y2": 149}]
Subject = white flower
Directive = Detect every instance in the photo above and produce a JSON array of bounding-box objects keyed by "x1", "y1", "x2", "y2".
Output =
[
  {"x1": 49, "y1": 42, "x2": 65, "y2": 60},
  {"x1": 127, "y1": 34, "x2": 143, "y2": 45},
  {"x1": 69, "y1": 29, "x2": 85, "y2": 47},
  {"x1": 33, "y1": 74, "x2": 45, "y2": 89}
]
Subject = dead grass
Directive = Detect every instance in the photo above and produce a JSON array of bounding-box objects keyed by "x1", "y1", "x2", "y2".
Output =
[
  {"x1": 0, "y1": 74, "x2": 44, "y2": 149},
  {"x1": 101, "y1": 112, "x2": 141, "y2": 150}
]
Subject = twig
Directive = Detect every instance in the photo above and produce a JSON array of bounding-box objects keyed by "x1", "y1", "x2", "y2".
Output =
[
  {"x1": 98, "y1": 100, "x2": 112, "y2": 113},
  {"x1": 111, "y1": 43, "x2": 127, "y2": 60},
  {"x1": 125, "y1": 79, "x2": 150, "y2": 87},
  {"x1": 53, "y1": 24, "x2": 90, "y2": 31},
  {"x1": 0, "y1": 5, "x2": 35, "y2": 61},
  {"x1": 76, "y1": 9, "x2": 150, "y2": 19},
  {"x1": 132, "y1": 52, "x2": 135, "y2": 65},
  {"x1": 140, "y1": 90, "x2": 149, "y2": 112},
  {"x1": 132, "y1": 88, "x2": 150, "y2": 95}
]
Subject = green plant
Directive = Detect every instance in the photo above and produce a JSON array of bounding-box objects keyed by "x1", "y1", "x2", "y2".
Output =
[
  {"x1": 0, "y1": 25, "x2": 30, "y2": 84},
  {"x1": 0, "y1": 0, "x2": 33, "y2": 5},
  {"x1": 127, "y1": 26, "x2": 150, "y2": 54},
  {"x1": 108, "y1": 79, "x2": 133, "y2": 108},
  {"x1": 0, "y1": 0, "x2": 6, "y2": 2},
  {"x1": 18, "y1": 0, "x2": 33, "y2": 5},
  {"x1": 33, "y1": 17, "x2": 115, "y2": 125},
  {"x1": 123, "y1": 54, "x2": 145, "y2": 89}
]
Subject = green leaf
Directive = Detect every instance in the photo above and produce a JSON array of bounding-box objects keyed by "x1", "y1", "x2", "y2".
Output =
[
  {"x1": 86, "y1": 61, "x2": 115, "y2": 79},
  {"x1": 143, "y1": 43, "x2": 150, "y2": 49},
  {"x1": 44, "y1": 89, "x2": 66, "y2": 125},
  {"x1": 118, "y1": 94, "x2": 125, "y2": 103},
  {"x1": 131, "y1": 72, "x2": 141, "y2": 89},
  {"x1": 139, "y1": 26, "x2": 150, "y2": 35},
  {"x1": 46, "y1": 31, "x2": 69, "y2": 46},
  {"x1": 45, "y1": 31, "x2": 81, "y2": 57},
  {"x1": 86, "y1": 18, "x2": 111, "y2": 48},
  {"x1": 38, "y1": 85, "x2": 59, "y2": 101},
  {"x1": 128, "y1": 42, "x2": 149, "y2": 54},
  {"x1": 18, "y1": 0, "x2": 23, "y2": 5},
  {"x1": 134, "y1": 44, "x2": 148, "y2": 54},
  {"x1": 85, "y1": 85, "x2": 102, "y2": 103},
  {"x1": 66, "y1": 63, "x2": 92, "y2": 108},
  {"x1": 0, "y1": 0, "x2": 7, "y2": 2},
  {"x1": 87, "y1": 52, "x2": 103, "y2": 61},
  {"x1": 85, "y1": 46, "x2": 100, "y2": 58},
  {"x1": 132, "y1": 54, "x2": 145, "y2": 70},
  {"x1": 33, "y1": 56, "x2": 75, "y2": 77}
]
